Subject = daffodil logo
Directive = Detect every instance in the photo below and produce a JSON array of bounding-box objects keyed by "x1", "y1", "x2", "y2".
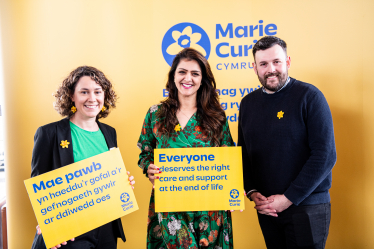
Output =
[{"x1": 162, "y1": 22, "x2": 211, "y2": 66}]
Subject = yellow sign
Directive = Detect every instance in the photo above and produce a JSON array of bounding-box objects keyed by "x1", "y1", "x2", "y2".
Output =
[
  {"x1": 155, "y1": 147, "x2": 245, "y2": 212},
  {"x1": 24, "y1": 148, "x2": 138, "y2": 248}
]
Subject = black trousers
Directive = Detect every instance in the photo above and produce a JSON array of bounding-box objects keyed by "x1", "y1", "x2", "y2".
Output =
[
  {"x1": 257, "y1": 203, "x2": 331, "y2": 249},
  {"x1": 31, "y1": 222, "x2": 117, "y2": 249}
]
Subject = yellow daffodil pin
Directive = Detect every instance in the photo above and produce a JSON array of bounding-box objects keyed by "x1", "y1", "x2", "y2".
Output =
[
  {"x1": 71, "y1": 106, "x2": 77, "y2": 113},
  {"x1": 174, "y1": 124, "x2": 181, "y2": 132},
  {"x1": 60, "y1": 140, "x2": 70, "y2": 148},
  {"x1": 277, "y1": 111, "x2": 284, "y2": 119}
]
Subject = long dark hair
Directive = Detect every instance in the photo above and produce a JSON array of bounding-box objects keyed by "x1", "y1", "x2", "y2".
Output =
[{"x1": 158, "y1": 48, "x2": 226, "y2": 146}]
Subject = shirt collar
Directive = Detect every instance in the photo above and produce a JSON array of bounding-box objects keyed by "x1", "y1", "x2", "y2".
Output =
[{"x1": 262, "y1": 76, "x2": 290, "y2": 94}]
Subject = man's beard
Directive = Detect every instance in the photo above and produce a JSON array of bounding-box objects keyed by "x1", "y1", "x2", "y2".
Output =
[{"x1": 257, "y1": 71, "x2": 288, "y2": 92}]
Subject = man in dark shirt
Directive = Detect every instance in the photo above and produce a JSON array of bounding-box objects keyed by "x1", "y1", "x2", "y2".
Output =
[{"x1": 238, "y1": 36, "x2": 336, "y2": 249}]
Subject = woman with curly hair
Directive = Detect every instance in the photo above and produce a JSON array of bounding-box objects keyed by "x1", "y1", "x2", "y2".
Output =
[
  {"x1": 31, "y1": 66, "x2": 134, "y2": 249},
  {"x1": 138, "y1": 48, "x2": 234, "y2": 249}
]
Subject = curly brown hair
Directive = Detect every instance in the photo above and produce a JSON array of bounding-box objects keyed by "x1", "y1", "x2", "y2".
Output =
[
  {"x1": 158, "y1": 48, "x2": 226, "y2": 146},
  {"x1": 53, "y1": 66, "x2": 117, "y2": 119}
]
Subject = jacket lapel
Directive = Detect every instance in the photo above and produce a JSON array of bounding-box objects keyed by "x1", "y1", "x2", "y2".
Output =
[
  {"x1": 57, "y1": 118, "x2": 75, "y2": 166},
  {"x1": 98, "y1": 121, "x2": 116, "y2": 149}
]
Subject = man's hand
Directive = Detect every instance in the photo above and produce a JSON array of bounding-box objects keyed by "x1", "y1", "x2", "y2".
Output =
[
  {"x1": 251, "y1": 192, "x2": 278, "y2": 217},
  {"x1": 266, "y1": 194, "x2": 292, "y2": 213}
]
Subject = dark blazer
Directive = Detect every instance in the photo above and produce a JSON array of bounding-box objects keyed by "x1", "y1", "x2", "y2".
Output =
[{"x1": 31, "y1": 118, "x2": 126, "y2": 249}]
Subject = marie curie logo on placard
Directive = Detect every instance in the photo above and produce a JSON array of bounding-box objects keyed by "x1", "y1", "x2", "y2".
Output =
[
  {"x1": 230, "y1": 189, "x2": 239, "y2": 199},
  {"x1": 120, "y1": 192, "x2": 130, "y2": 203},
  {"x1": 162, "y1": 22, "x2": 211, "y2": 66},
  {"x1": 229, "y1": 189, "x2": 241, "y2": 207}
]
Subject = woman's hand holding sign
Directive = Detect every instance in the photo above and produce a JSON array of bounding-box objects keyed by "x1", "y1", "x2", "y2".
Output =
[
  {"x1": 147, "y1": 163, "x2": 161, "y2": 187},
  {"x1": 127, "y1": 171, "x2": 135, "y2": 189}
]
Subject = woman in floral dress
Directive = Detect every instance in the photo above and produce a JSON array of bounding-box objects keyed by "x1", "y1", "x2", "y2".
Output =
[{"x1": 138, "y1": 48, "x2": 234, "y2": 249}]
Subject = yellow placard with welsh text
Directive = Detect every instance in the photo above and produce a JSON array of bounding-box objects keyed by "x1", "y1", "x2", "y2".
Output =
[
  {"x1": 24, "y1": 148, "x2": 138, "y2": 248},
  {"x1": 155, "y1": 147, "x2": 245, "y2": 212}
]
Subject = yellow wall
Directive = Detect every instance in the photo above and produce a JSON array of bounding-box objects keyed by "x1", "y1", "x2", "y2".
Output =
[{"x1": 0, "y1": 0, "x2": 373, "y2": 248}]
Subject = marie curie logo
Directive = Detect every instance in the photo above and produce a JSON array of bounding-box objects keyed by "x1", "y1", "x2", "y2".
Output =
[
  {"x1": 120, "y1": 192, "x2": 130, "y2": 203},
  {"x1": 230, "y1": 189, "x2": 239, "y2": 199},
  {"x1": 162, "y1": 22, "x2": 211, "y2": 66}
]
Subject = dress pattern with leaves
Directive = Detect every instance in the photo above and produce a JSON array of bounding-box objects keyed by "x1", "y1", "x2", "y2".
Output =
[{"x1": 138, "y1": 104, "x2": 234, "y2": 249}]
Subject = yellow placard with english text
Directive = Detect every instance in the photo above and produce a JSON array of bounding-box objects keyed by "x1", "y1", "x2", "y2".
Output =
[
  {"x1": 24, "y1": 148, "x2": 138, "y2": 248},
  {"x1": 155, "y1": 147, "x2": 245, "y2": 212}
]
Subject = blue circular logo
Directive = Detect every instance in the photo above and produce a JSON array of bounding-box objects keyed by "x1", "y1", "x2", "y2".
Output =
[
  {"x1": 120, "y1": 192, "x2": 130, "y2": 203},
  {"x1": 230, "y1": 189, "x2": 239, "y2": 199},
  {"x1": 162, "y1": 22, "x2": 211, "y2": 66}
]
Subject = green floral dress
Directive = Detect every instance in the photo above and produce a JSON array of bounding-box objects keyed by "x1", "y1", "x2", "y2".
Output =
[{"x1": 137, "y1": 104, "x2": 234, "y2": 249}]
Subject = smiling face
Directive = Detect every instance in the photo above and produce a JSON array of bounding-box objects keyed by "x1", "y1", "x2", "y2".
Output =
[
  {"x1": 71, "y1": 76, "x2": 105, "y2": 121},
  {"x1": 174, "y1": 59, "x2": 202, "y2": 99},
  {"x1": 253, "y1": 44, "x2": 291, "y2": 93}
]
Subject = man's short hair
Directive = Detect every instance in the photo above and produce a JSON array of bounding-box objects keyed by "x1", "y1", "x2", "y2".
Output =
[{"x1": 252, "y1": 36, "x2": 287, "y2": 60}]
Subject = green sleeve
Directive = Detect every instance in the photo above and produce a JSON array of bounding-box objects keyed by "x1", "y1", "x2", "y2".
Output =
[
  {"x1": 220, "y1": 119, "x2": 234, "y2": 147},
  {"x1": 137, "y1": 107, "x2": 157, "y2": 177}
]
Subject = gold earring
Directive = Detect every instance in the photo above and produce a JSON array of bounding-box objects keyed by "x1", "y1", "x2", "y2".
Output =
[
  {"x1": 71, "y1": 106, "x2": 77, "y2": 113},
  {"x1": 101, "y1": 106, "x2": 106, "y2": 112}
]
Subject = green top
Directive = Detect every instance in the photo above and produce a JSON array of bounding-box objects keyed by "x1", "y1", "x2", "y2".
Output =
[{"x1": 70, "y1": 121, "x2": 108, "y2": 162}]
